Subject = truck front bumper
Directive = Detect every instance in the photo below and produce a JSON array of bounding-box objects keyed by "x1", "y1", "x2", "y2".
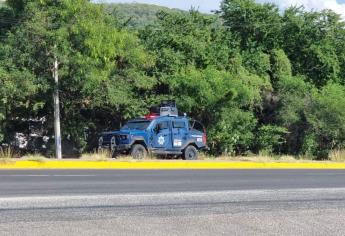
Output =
[
  {"x1": 115, "y1": 144, "x2": 132, "y2": 152},
  {"x1": 99, "y1": 144, "x2": 131, "y2": 152}
]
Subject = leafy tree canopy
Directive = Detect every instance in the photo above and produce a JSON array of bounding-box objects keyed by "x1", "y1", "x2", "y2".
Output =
[{"x1": 1, "y1": 0, "x2": 345, "y2": 159}]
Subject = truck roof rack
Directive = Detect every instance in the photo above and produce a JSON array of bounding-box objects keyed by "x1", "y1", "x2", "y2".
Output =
[
  {"x1": 160, "y1": 100, "x2": 176, "y2": 108},
  {"x1": 160, "y1": 106, "x2": 178, "y2": 117},
  {"x1": 146, "y1": 100, "x2": 179, "y2": 119}
]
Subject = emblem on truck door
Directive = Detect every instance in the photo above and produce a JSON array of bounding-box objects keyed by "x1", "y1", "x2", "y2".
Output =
[{"x1": 158, "y1": 135, "x2": 165, "y2": 145}]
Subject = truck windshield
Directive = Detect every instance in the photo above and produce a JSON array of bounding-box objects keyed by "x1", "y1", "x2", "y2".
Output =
[{"x1": 121, "y1": 121, "x2": 151, "y2": 130}]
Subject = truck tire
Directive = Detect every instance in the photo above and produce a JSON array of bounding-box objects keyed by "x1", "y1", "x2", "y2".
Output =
[
  {"x1": 184, "y1": 145, "x2": 198, "y2": 160},
  {"x1": 131, "y1": 144, "x2": 147, "y2": 160}
]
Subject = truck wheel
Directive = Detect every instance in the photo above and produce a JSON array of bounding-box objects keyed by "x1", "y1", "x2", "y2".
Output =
[
  {"x1": 131, "y1": 144, "x2": 147, "y2": 160},
  {"x1": 184, "y1": 145, "x2": 198, "y2": 160}
]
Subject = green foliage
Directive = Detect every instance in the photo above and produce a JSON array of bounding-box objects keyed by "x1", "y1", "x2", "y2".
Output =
[
  {"x1": 274, "y1": 75, "x2": 312, "y2": 155},
  {"x1": 1, "y1": 0, "x2": 345, "y2": 159},
  {"x1": 276, "y1": 75, "x2": 311, "y2": 126},
  {"x1": 270, "y1": 49, "x2": 292, "y2": 83},
  {"x1": 242, "y1": 49, "x2": 271, "y2": 77},
  {"x1": 209, "y1": 108, "x2": 257, "y2": 155},
  {"x1": 221, "y1": 0, "x2": 282, "y2": 50},
  {"x1": 282, "y1": 8, "x2": 345, "y2": 87},
  {"x1": 0, "y1": 0, "x2": 155, "y2": 152},
  {"x1": 301, "y1": 133, "x2": 318, "y2": 157},
  {"x1": 257, "y1": 125, "x2": 288, "y2": 154},
  {"x1": 306, "y1": 83, "x2": 345, "y2": 156},
  {"x1": 140, "y1": 10, "x2": 268, "y2": 155},
  {"x1": 141, "y1": 10, "x2": 232, "y2": 72},
  {"x1": 104, "y1": 3, "x2": 185, "y2": 29}
]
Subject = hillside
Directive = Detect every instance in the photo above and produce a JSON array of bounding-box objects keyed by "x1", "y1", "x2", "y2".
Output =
[{"x1": 103, "y1": 3, "x2": 185, "y2": 29}]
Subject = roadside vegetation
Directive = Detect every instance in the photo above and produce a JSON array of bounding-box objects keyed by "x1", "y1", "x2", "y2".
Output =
[
  {"x1": 81, "y1": 149, "x2": 113, "y2": 161},
  {"x1": 22, "y1": 154, "x2": 49, "y2": 162},
  {"x1": 0, "y1": 147, "x2": 342, "y2": 163},
  {"x1": 0, "y1": 146, "x2": 15, "y2": 163},
  {"x1": 3, "y1": 153, "x2": 335, "y2": 163},
  {"x1": 1, "y1": 0, "x2": 345, "y2": 160},
  {"x1": 0, "y1": 146, "x2": 14, "y2": 159},
  {"x1": 329, "y1": 150, "x2": 345, "y2": 163}
]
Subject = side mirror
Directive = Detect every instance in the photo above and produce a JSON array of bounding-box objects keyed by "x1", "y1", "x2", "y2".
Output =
[{"x1": 154, "y1": 126, "x2": 160, "y2": 133}]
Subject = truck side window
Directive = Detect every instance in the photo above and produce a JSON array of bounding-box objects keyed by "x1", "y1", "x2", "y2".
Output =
[
  {"x1": 157, "y1": 121, "x2": 169, "y2": 130},
  {"x1": 189, "y1": 120, "x2": 204, "y2": 132},
  {"x1": 191, "y1": 121, "x2": 204, "y2": 132},
  {"x1": 189, "y1": 120, "x2": 195, "y2": 130},
  {"x1": 173, "y1": 121, "x2": 185, "y2": 129}
]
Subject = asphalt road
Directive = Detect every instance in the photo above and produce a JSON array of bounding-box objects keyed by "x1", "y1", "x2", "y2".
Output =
[{"x1": 1, "y1": 170, "x2": 345, "y2": 236}]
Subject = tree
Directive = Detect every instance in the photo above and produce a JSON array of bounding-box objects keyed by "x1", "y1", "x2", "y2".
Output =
[
  {"x1": 282, "y1": 8, "x2": 345, "y2": 87},
  {"x1": 306, "y1": 83, "x2": 345, "y2": 158},
  {"x1": 1, "y1": 0, "x2": 155, "y2": 153},
  {"x1": 275, "y1": 75, "x2": 312, "y2": 155},
  {"x1": 141, "y1": 10, "x2": 269, "y2": 155},
  {"x1": 104, "y1": 3, "x2": 184, "y2": 29},
  {"x1": 220, "y1": 0, "x2": 282, "y2": 51},
  {"x1": 1, "y1": 0, "x2": 345, "y2": 159}
]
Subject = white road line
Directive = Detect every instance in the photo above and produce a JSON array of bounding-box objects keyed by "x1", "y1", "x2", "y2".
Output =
[{"x1": 0, "y1": 175, "x2": 97, "y2": 177}]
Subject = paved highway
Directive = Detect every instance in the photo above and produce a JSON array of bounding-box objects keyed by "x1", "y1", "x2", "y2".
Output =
[{"x1": 1, "y1": 170, "x2": 345, "y2": 235}]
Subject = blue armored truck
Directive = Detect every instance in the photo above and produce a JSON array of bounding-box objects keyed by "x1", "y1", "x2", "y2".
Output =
[{"x1": 98, "y1": 103, "x2": 207, "y2": 160}]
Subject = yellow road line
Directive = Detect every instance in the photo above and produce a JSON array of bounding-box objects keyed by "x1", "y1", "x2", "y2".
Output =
[{"x1": 1, "y1": 161, "x2": 345, "y2": 169}]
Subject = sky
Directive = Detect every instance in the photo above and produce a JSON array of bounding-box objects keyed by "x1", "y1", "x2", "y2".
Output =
[{"x1": 99, "y1": 0, "x2": 345, "y2": 18}]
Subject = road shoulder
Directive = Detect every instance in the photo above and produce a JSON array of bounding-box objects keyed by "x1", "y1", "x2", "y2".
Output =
[{"x1": 1, "y1": 160, "x2": 345, "y2": 169}]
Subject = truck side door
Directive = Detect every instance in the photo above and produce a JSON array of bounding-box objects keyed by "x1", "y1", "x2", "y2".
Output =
[
  {"x1": 172, "y1": 119, "x2": 188, "y2": 149},
  {"x1": 151, "y1": 120, "x2": 172, "y2": 149}
]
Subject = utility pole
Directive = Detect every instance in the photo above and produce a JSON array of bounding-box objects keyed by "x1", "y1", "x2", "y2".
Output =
[{"x1": 53, "y1": 56, "x2": 62, "y2": 159}]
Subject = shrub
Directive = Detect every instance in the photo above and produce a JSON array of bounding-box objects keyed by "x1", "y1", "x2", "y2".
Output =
[{"x1": 257, "y1": 125, "x2": 289, "y2": 154}]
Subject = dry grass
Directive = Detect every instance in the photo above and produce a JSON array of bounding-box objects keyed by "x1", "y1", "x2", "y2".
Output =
[
  {"x1": 81, "y1": 150, "x2": 159, "y2": 161},
  {"x1": 115, "y1": 155, "x2": 158, "y2": 161},
  {"x1": 81, "y1": 149, "x2": 114, "y2": 161},
  {"x1": 11, "y1": 150, "x2": 340, "y2": 163},
  {"x1": 22, "y1": 154, "x2": 48, "y2": 163},
  {"x1": 201, "y1": 154, "x2": 313, "y2": 163},
  {"x1": 76, "y1": 146, "x2": 320, "y2": 162},
  {"x1": 78, "y1": 151, "x2": 305, "y2": 162},
  {"x1": 0, "y1": 146, "x2": 15, "y2": 159},
  {"x1": 0, "y1": 146, "x2": 16, "y2": 164},
  {"x1": 329, "y1": 150, "x2": 345, "y2": 162}
]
